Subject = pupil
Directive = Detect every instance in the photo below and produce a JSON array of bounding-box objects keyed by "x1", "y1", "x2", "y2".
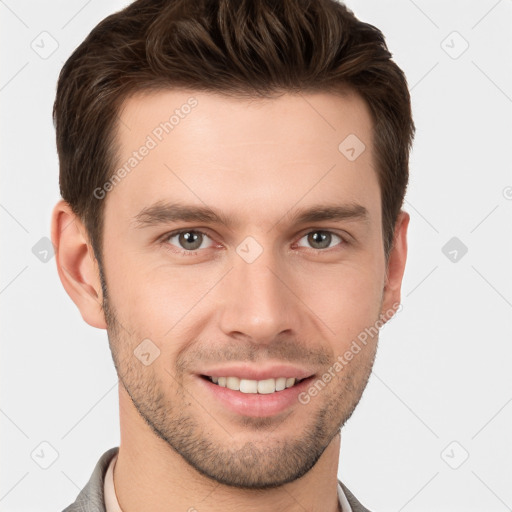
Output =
[
  {"x1": 310, "y1": 231, "x2": 330, "y2": 249},
  {"x1": 181, "y1": 231, "x2": 201, "y2": 250}
]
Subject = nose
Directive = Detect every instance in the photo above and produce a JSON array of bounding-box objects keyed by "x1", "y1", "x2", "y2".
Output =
[{"x1": 217, "y1": 243, "x2": 301, "y2": 346}]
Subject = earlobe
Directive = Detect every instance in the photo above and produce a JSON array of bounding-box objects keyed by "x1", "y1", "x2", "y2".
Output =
[
  {"x1": 381, "y1": 210, "x2": 410, "y2": 319},
  {"x1": 51, "y1": 200, "x2": 107, "y2": 329}
]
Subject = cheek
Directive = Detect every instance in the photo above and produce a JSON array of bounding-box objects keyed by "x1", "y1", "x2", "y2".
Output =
[
  {"x1": 299, "y1": 263, "x2": 384, "y2": 346},
  {"x1": 108, "y1": 256, "x2": 220, "y2": 340}
]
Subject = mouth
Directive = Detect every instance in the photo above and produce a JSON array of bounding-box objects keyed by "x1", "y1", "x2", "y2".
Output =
[
  {"x1": 200, "y1": 375, "x2": 310, "y2": 394},
  {"x1": 197, "y1": 371, "x2": 317, "y2": 417}
]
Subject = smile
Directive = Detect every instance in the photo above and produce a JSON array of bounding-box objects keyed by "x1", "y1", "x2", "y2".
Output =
[{"x1": 203, "y1": 375, "x2": 306, "y2": 394}]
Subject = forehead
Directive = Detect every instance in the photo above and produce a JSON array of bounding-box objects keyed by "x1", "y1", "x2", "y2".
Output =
[
  {"x1": 116, "y1": 87, "x2": 373, "y2": 152},
  {"x1": 106, "y1": 88, "x2": 379, "y2": 230}
]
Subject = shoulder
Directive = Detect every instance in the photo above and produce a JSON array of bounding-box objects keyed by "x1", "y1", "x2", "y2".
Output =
[
  {"x1": 339, "y1": 480, "x2": 374, "y2": 512},
  {"x1": 61, "y1": 447, "x2": 119, "y2": 512}
]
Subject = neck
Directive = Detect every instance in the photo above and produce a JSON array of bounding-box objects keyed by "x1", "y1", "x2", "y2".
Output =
[{"x1": 114, "y1": 385, "x2": 342, "y2": 512}]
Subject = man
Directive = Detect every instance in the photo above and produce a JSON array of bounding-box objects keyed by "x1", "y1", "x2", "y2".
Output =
[{"x1": 51, "y1": 0, "x2": 414, "y2": 510}]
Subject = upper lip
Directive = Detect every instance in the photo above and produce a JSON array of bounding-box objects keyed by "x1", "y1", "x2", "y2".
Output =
[{"x1": 198, "y1": 363, "x2": 315, "y2": 381}]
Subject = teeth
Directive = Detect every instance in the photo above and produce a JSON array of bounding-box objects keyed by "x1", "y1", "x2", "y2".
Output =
[
  {"x1": 240, "y1": 379, "x2": 258, "y2": 393},
  {"x1": 209, "y1": 376, "x2": 299, "y2": 394},
  {"x1": 226, "y1": 376, "x2": 240, "y2": 391},
  {"x1": 275, "y1": 377, "x2": 286, "y2": 391},
  {"x1": 257, "y1": 378, "x2": 275, "y2": 394}
]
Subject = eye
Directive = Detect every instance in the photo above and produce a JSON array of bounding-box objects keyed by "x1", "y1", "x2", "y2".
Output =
[
  {"x1": 159, "y1": 228, "x2": 346, "y2": 257},
  {"x1": 163, "y1": 229, "x2": 214, "y2": 254},
  {"x1": 296, "y1": 230, "x2": 345, "y2": 251}
]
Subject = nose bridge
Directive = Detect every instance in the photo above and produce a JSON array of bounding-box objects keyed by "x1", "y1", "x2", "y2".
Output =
[{"x1": 218, "y1": 240, "x2": 297, "y2": 342}]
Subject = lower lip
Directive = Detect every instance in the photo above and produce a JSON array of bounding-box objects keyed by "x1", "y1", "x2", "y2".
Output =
[{"x1": 196, "y1": 375, "x2": 314, "y2": 418}]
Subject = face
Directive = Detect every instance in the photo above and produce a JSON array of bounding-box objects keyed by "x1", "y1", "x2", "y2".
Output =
[{"x1": 98, "y1": 89, "x2": 402, "y2": 488}]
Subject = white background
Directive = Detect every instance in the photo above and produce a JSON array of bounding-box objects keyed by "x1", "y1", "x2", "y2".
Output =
[{"x1": 1, "y1": 1, "x2": 511, "y2": 510}]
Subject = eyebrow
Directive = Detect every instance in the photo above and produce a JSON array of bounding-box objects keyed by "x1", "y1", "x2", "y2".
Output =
[{"x1": 131, "y1": 201, "x2": 369, "y2": 230}]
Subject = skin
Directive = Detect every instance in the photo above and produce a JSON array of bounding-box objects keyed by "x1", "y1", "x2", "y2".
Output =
[{"x1": 51, "y1": 89, "x2": 409, "y2": 512}]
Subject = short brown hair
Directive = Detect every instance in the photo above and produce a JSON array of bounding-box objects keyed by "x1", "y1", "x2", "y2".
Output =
[{"x1": 53, "y1": 0, "x2": 414, "y2": 267}]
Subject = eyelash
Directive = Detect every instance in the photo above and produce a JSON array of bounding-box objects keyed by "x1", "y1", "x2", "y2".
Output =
[{"x1": 158, "y1": 228, "x2": 349, "y2": 257}]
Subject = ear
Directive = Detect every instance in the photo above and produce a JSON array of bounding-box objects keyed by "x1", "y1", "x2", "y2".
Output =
[
  {"x1": 381, "y1": 210, "x2": 409, "y2": 321},
  {"x1": 51, "y1": 200, "x2": 107, "y2": 329}
]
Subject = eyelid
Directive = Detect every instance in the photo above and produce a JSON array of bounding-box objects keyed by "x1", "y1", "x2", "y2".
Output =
[{"x1": 296, "y1": 226, "x2": 350, "y2": 240}]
